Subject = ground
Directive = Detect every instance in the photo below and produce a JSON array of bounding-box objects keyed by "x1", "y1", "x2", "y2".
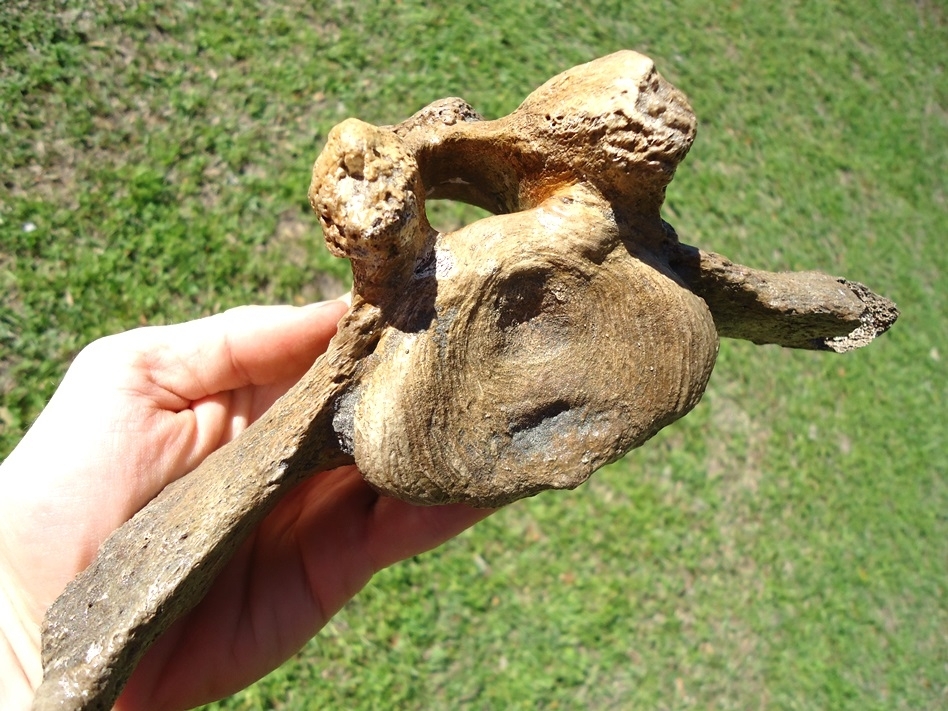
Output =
[{"x1": 1, "y1": 1, "x2": 945, "y2": 708}]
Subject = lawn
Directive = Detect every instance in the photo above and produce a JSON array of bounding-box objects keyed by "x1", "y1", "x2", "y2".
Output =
[{"x1": 1, "y1": 1, "x2": 946, "y2": 709}]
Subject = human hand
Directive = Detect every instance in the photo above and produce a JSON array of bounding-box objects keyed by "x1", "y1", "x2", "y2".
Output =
[{"x1": 0, "y1": 300, "x2": 492, "y2": 711}]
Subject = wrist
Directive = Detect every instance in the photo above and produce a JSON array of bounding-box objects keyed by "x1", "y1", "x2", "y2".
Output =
[{"x1": 0, "y1": 551, "x2": 41, "y2": 709}]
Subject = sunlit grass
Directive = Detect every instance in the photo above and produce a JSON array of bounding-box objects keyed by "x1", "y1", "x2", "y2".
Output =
[{"x1": 2, "y1": 1, "x2": 945, "y2": 708}]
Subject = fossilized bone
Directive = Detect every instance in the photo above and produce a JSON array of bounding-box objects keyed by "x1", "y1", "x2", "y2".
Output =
[{"x1": 32, "y1": 51, "x2": 897, "y2": 710}]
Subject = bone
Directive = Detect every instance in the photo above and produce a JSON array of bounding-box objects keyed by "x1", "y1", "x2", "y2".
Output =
[
  {"x1": 390, "y1": 52, "x2": 695, "y2": 213},
  {"x1": 666, "y1": 239, "x2": 898, "y2": 352},
  {"x1": 32, "y1": 51, "x2": 897, "y2": 710},
  {"x1": 31, "y1": 305, "x2": 377, "y2": 711}
]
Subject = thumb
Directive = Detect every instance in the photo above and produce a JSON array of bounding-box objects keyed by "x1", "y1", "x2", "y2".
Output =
[{"x1": 133, "y1": 300, "x2": 350, "y2": 404}]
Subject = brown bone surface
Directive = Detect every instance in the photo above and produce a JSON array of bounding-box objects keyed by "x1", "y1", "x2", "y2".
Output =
[{"x1": 32, "y1": 51, "x2": 897, "y2": 710}]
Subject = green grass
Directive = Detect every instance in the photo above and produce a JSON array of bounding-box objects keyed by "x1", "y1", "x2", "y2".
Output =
[{"x1": 2, "y1": 0, "x2": 946, "y2": 708}]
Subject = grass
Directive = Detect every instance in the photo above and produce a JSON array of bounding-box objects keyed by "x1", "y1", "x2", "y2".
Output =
[{"x1": 2, "y1": 0, "x2": 946, "y2": 708}]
